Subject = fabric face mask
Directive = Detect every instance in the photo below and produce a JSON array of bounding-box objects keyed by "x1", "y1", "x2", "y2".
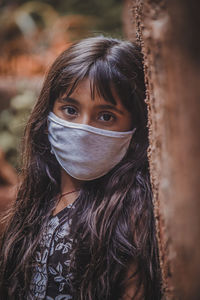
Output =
[{"x1": 47, "y1": 112, "x2": 136, "y2": 181}]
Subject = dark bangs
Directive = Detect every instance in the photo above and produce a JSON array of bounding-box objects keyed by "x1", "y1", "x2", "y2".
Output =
[
  {"x1": 87, "y1": 59, "x2": 147, "y2": 130},
  {"x1": 53, "y1": 58, "x2": 136, "y2": 110},
  {"x1": 88, "y1": 59, "x2": 136, "y2": 112},
  {"x1": 64, "y1": 59, "x2": 141, "y2": 128}
]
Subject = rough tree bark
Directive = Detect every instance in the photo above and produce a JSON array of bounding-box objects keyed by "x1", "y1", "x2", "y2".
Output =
[{"x1": 123, "y1": 0, "x2": 200, "y2": 299}]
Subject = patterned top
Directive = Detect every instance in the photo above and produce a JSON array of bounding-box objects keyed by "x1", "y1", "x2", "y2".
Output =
[{"x1": 27, "y1": 203, "x2": 75, "y2": 300}]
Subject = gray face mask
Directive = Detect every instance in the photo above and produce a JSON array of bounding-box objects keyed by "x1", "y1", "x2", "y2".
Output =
[{"x1": 47, "y1": 112, "x2": 136, "y2": 181}]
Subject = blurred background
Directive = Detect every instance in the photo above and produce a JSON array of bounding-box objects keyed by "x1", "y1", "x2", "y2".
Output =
[{"x1": 0, "y1": 0, "x2": 132, "y2": 211}]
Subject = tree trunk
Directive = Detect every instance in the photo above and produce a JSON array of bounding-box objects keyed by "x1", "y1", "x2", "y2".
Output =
[{"x1": 124, "y1": 0, "x2": 200, "y2": 299}]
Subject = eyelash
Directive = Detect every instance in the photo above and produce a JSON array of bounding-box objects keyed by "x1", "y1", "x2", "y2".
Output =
[
  {"x1": 61, "y1": 106, "x2": 116, "y2": 122},
  {"x1": 62, "y1": 106, "x2": 78, "y2": 116}
]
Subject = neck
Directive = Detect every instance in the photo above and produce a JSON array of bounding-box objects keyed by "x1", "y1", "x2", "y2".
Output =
[{"x1": 61, "y1": 168, "x2": 83, "y2": 194}]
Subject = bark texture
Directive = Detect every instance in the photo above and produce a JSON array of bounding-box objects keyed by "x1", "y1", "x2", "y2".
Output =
[{"x1": 126, "y1": 0, "x2": 200, "y2": 299}]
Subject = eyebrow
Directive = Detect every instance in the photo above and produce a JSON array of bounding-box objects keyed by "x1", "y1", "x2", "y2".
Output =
[{"x1": 59, "y1": 97, "x2": 125, "y2": 115}]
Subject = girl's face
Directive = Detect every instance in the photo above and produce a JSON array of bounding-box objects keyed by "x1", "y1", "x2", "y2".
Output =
[{"x1": 53, "y1": 78, "x2": 133, "y2": 132}]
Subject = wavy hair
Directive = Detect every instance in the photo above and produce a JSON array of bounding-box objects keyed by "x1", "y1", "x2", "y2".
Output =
[{"x1": 0, "y1": 36, "x2": 162, "y2": 299}]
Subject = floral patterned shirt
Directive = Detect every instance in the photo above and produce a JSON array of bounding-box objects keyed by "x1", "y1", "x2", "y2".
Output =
[{"x1": 27, "y1": 203, "x2": 75, "y2": 300}]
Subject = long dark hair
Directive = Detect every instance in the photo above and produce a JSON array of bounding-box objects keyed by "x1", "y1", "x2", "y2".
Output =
[{"x1": 0, "y1": 36, "x2": 162, "y2": 299}]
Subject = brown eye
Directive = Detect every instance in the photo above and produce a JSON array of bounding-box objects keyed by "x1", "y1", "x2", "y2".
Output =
[
  {"x1": 63, "y1": 106, "x2": 78, "y2": 116},
  {"x1": 99, "y1": 113, "x2": 115, "y2": 122}
]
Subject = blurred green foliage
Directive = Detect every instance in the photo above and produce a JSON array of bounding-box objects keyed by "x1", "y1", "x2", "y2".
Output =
[{"x1": 0, "y1": 84, "x2": 38, "y2": 170}]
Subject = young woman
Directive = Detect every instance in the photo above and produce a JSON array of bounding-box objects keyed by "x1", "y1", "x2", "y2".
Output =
[{"x1": 0, "y1": 36, "x2": 162, "y2": 299}]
